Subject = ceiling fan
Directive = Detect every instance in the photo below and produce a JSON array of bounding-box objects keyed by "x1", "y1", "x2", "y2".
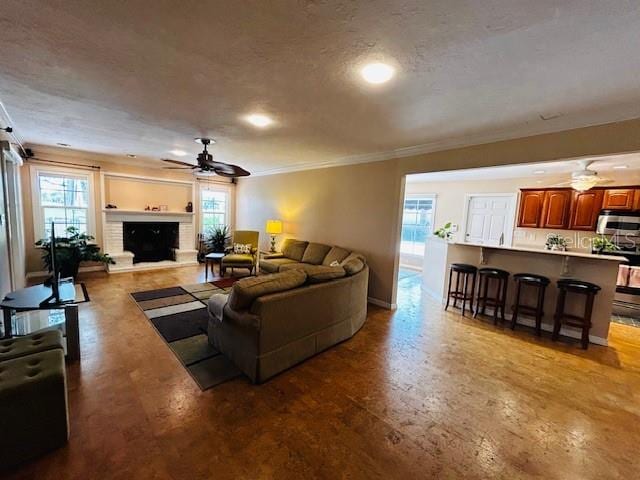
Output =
[
  {"x1": 553, "y1": 160, "x2": 612, "y2": 191},
  {"x1": 161, "y1": 138, "x2": 250, "y2": 177}
]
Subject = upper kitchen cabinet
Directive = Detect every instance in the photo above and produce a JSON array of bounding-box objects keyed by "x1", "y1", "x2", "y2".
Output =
[
  {"x1": 569, "y1": 189, "x2": 604, "y2": 231},
  {"x1": 517, "y1": 190, "x2": 545, "y2": 227},
  {"x1": 602, "y1": 188, "x2": 637, "y2": 210},
  {"x1": 540, "y1": 189, "x2": 572, "y2": 229}
]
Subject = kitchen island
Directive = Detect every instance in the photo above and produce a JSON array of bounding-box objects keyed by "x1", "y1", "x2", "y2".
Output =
[{"x1": 422, "y1": 238, "x2": 626, "y2": 345}]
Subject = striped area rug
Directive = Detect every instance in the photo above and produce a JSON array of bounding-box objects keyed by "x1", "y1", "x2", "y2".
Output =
[{"x1": 130, "y1": 278, "x2": 241, "y2": 390}]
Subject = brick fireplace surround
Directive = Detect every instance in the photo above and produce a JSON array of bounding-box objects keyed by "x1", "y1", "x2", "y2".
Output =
[{"x1": 103, "y1": 210, "x2": 198, "y2": 272}]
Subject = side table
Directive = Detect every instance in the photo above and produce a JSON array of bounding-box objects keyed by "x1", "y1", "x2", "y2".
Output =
[{"x1": 205, "y1": 252, "x2": 225, "y2": 280}]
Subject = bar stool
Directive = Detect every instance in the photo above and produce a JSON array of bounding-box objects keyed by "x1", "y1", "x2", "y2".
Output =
[
  {"x1": 552, "y1": 279, "x2": 601, "y2": 349},
  {"x1": 511, "y1": 273, "x2": 550, "y2": 335},
  {"x1": 445, "y1": 263, "x2": 477, "y2": 317},
  {"x1": 474, "y1": 268, "x2": 510, "y2": 325}
]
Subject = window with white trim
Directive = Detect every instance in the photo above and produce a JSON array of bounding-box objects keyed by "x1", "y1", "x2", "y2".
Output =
[
  {"x1": 33, "y1": 170, "x2": 92, "y2": 238},
  {"x1": 200, "y1": 187, "x2": 230, "y2": 233},
  {"x1": 400, "y1": 195, "x2": 436, "y2": 256}
]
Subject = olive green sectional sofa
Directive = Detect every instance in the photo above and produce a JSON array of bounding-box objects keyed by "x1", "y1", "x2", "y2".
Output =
[{"x1": 208, "y1": 240, "x2": 368, "y2": 383}]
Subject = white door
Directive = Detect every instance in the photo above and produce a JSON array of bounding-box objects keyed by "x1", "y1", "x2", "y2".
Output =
[{"x1": 464, "y1": 195, "x2": 515, "y2": 246}]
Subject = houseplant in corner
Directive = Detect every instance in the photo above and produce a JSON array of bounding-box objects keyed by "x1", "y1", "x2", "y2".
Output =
[
  {"x1": 36, "y1": 226, "x2": 115, "y2": 279},
  {"x1": 206, "y1": 225, "x2": 231, "y2": 253}
]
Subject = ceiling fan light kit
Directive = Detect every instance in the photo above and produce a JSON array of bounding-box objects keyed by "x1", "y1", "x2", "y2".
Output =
[{"x1": 161, "y1": 138, "x2": 250, "y2": 178}]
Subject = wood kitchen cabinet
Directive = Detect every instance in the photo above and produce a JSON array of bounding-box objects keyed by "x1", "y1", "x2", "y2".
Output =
[
  {"x1": 569, "y1": 189, "x2": 604, "y2": 230},
  {"x1": 602, "y1": 188, "x2": 636, "y2": 210},
  {"x1": 540, "y1": 189, "x2": 572, "y2": 229},
  {"x1": 518, "y1": 185, "x2": 640, "y2": 231},
  {"x1": 517, "y1": 190, "x2": 546, "y2": 227}
]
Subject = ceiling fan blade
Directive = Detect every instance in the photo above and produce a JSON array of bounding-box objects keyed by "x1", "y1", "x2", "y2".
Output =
[
  {"x1": 163, "y1": 166, "x2": 197, "y2": 169},
  {"x1": 213, "y1": 164, "x2": 251, "y2": 177},
  {"x1": 161, "y1": 158, "x2": 195, "y2": 167}
]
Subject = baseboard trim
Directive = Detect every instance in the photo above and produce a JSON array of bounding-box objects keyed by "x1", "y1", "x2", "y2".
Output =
[
  {"x1": 26, "y1": 265, "x2": 106, "y2": 280},
  {"x1": 368, "y1": 297, "x2": 397, "y2": 310},
  {"x1": 107, "y1": 261, "x2": 199, "y2": 274}
]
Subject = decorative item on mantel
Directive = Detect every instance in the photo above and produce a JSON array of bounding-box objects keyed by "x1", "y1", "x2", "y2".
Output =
[
  {"x1": 186, "y1": 201, "x2": 193, "y2": 213},
  {"x1": 545, "y1": 233, "x2": 567, "y2": 251},
  {"x1": 105, "y1": 204, "x2": 118, "y2": 209},
  {"x1": 159, "y1": 205, "x2": 168, "y2": 212}
]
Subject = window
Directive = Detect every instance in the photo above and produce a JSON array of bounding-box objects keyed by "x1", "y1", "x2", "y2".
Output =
[
  {"x1": 401, "y1": 196, "x2": 435, "y2": 256},
  {"x1": 200, "y1": 188, "x2": 229, "y2": 233},
  {"x1": 33, "y1": 170, "x2": 92, "y2": 238}
]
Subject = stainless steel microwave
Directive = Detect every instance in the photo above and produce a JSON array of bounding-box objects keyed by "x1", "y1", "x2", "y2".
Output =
[{"x1": 596, "y1": 210, "x2": 640, "y2": 236}]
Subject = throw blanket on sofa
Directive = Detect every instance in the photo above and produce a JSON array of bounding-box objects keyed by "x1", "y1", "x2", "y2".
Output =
[{"x1": 209, "y1": 293, "x2": 229, "y2": 323}]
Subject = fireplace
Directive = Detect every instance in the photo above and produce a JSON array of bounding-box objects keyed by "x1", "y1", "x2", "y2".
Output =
[{"x1": 123, "y1": 222, "x2": 179, "y2": 263}]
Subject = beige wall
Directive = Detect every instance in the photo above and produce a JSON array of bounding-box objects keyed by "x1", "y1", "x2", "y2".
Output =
[
  {"x1": 405, "y1": 169, "x2": 640, "y2": 254},
  {"x1": 22, "y1": 156, "x2": 234, "y2": 273},
  {"x1": 236, "y1": 118, "x2": 640, "y2": 305},
  {"x1": 104, "y1": 176, "x2": 192, "y2": 212}
]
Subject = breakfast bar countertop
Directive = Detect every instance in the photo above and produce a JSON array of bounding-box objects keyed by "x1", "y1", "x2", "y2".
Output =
[{"x1": 453, "y1": 242, "x2": 627, "y2": 262}]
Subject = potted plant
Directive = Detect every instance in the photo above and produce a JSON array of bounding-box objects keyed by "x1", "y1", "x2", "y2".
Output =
[
  {"x1": 36, "y1": 226, "x2": 115, "y2": 278},
  {"x1": 592, "y1": 235, "x2": 620, "y2": 254},
  {"x1": 206, "y1": 225, "x2": 231, "y2": 253},
  {"x1": 545, "y1": 233, "x2": 567, "y2": 251},
  {"x1": 434, "y1": 222, "x2": 453, "y2": 241}
]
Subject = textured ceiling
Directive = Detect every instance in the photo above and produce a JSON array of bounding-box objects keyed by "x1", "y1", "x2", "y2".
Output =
[{"x1": 1, "y1": 1, "x2": 639, "y2": 174}]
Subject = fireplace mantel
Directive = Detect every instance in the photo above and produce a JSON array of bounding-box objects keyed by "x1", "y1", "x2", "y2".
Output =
[{"x1": 103, "y1": 209, "x2": 194, "y2": 223}]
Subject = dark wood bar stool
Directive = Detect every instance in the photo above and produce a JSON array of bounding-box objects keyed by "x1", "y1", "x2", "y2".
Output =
[
  {"x1": 445, "y1": 263, "x2": 477, "y2": 317},
  {"x1": 511, "y1": 273, "x2": 550, "y2": 335},
  {"x1": 474, "y1": 268, "x2": 509, "y2": 325},
  {"x1": 552, "y1": 279, "x2": 601, "y2": 349}
]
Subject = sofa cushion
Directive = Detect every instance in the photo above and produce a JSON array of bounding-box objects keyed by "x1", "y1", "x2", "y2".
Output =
[
  {"x1": 279, "y1": 263, "x2": 346, "y2": 283},
  {"x1": 279, "y1": 262, "x2": 310, "y2": 272},
  {"x1": 228, "y1": 270, "x2": 308, "y2": 311},
  {"x1": 305, "y1": 265, "x2": 346, "y2": 283},
  {"x1": 322, "y1": 246, "x2": 351, "y2": 266},
  {"x1": 260, "y1": 257, "x2": 298, "y2": 273},
  {"x1": 281, "y1": 239, "x2": 309, "y2": 261},
  {"x1": 341, "y1": 252, "x2": 366, "y2": 275},
  {"x1": 301, "y1": 243, "x2": 332, "y2": 265}
]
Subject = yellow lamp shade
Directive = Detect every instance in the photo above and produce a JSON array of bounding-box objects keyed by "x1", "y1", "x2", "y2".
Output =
[{"x1": 265, "y1": 219, "x2": 283, "y2": 234}]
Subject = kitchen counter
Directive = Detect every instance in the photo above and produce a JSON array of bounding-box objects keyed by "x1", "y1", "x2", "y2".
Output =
[
  {"x1": 453, "y1": 242, "x2": 626, "y2": 262},
  {"x1": 422, "y1": 238, "x2": 625, "y2": 346}
]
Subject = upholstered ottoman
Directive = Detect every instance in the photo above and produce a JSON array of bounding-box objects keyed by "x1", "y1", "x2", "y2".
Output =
[
  {"x1": 0, "y1": 348, "x2": 69, "y2": 469},
  {"x1": 0, "y1": 330, "x2": 64, "y2": 363}
]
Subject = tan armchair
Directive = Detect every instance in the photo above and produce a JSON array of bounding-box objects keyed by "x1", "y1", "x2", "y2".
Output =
[{"x1": 221, "y1": 230, "x2": 259, "y2": 276}]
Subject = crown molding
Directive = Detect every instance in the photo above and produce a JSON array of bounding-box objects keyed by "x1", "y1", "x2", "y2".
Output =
[{"x1": 249, "y1": 114, "x2": 640, "y2": 177}]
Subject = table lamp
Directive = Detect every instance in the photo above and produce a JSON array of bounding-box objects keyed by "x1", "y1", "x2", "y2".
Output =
[{"x1": 265, "y1": 219, "x2": 283, "y2": 252}]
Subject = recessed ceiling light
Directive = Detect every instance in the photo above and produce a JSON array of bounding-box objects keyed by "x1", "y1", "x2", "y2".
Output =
[
  {"x1": 245, "y1": 114, "x2": 273, "y2": 128},
  {"x1": 56, "y1": 143, "x2": 71, "y2": 147},
  {"x1": 194, "y1": 138, "x2": 216, "y2": 145},
  {"x1": 361, "y1": 62, "x2": 395, "y2": 84},
  {"x1": 169, "y1": 149, "x2": 188, "y2": 157},
  {"x1": 613, "y1": 165, "x2": 629, "y2": 170},
  {"x1": 126, "y1": 154, "x2": 137, "y2": 158},
  {"x1": 533, "y1": 169, "x2": 546, "y2": 174}
]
